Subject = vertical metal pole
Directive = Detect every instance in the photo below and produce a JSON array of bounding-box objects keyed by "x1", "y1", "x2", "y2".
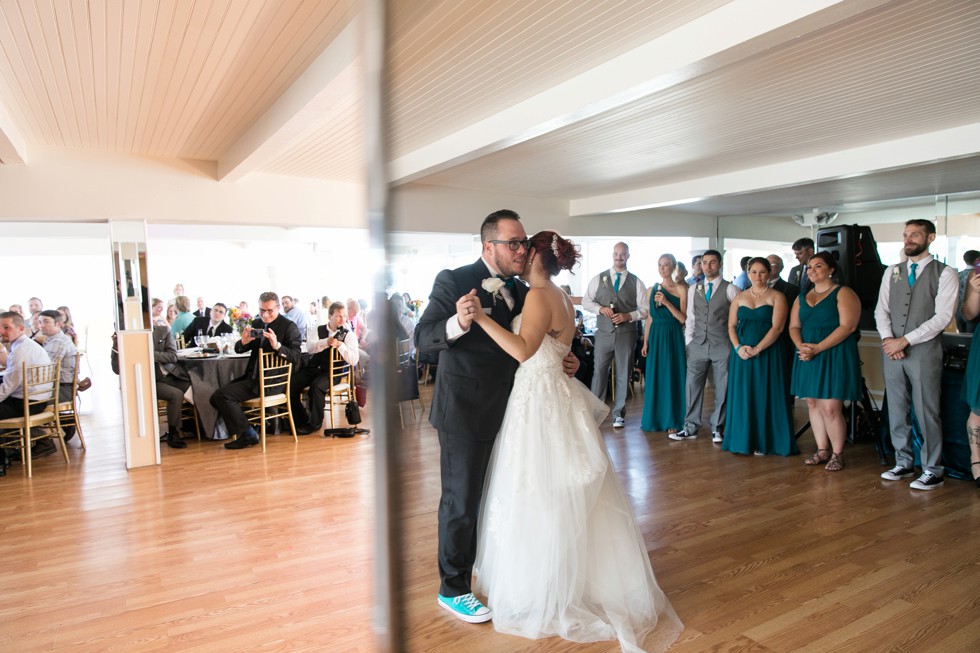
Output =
[{"x1": 363, "y1": 0, "x2": 403, "y2": 651}]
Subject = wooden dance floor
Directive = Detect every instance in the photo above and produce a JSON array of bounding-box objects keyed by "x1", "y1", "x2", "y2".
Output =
[{"x1": 1, "y1": 383, "x2": 978, "y2": 652}]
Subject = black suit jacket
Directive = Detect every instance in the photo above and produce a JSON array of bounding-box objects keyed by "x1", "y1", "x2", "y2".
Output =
[
  {"x1": 234, "y1": 314, "x2": 303, "y2": 381},
  {"x1": 193, "y1": 308, "x2": 210, "y2": 318},
  {"x1": 182, "y1": 316, "x2": 232, "y2": 342},
  {"x1": 788, "y1": 264, "x2": 813, "y2": 294},
  {"x1": 415, "y1": 258, "x2": 528, "y2": 441},
  {"x1": 771, "y1": 278, "x2": 799, "y2": 311}
]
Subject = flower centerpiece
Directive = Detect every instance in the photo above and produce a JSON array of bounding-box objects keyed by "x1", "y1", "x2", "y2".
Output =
[{"x1": 229, "y1": 307, "x2": 252, "y2": 336}]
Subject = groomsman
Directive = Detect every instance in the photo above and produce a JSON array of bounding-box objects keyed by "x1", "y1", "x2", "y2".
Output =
[
  {"x1": 582, "y1": 242, "x2": 647, "y2": 428},
  {"x1": 875, "y1": 219, "x2": 958, "y2": 490},
  {"x1": 416, "y1": 209, "x2": 578, "y2": 623},
  {"x1": 673, "y1": 250, "x2": 739, "y2": 443}
]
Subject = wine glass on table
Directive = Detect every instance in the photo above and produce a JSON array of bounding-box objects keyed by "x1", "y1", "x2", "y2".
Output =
[{"x1": 194, "y1": 329, "x2": 206, "y2": 350}]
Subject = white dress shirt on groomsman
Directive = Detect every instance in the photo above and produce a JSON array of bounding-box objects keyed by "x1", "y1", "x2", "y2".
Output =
[
  {"x1": 673, "y1": 249, "x2": 740, "y2": 443},
  {"x1": 874, "y1": 219, "x2": 958, "y2": 491},
  {"x1": 582, "y1": 242, "x2": 647, "y2": 429}
]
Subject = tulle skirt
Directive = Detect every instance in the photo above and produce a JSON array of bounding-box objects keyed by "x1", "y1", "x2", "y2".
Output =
[{"x1": 474, "y1": 361, "x2": 682, "y2": 652}]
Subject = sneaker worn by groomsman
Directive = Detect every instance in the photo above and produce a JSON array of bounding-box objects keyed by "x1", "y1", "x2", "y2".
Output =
[
  {"x1": 880, "y1": 465, "x2": 916, "y2": 481},
  {"x1": 668, "y1": 429, "x2": 696, "y2": 441},
  {"x1": 437, "y1": 593, "x2": 492, "y2": 623},
  {"x1": 909, "y1": 471, "x2": 944, "y2": 491},
  {"x1": 612, "y1": 416, "x2": 625, "y2": 428},
  {"x1": 711, "y1": 431, "x2": 723, "y2": 443}
]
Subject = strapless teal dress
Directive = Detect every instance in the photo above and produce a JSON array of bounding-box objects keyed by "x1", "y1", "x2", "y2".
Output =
[{"x1": 723, "y1": 305, "x2": 797, "y2": 456}]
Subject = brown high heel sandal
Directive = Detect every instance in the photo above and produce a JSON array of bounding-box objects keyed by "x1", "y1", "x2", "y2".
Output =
[
  {"x1": 804, "y1": 449, "x2": 830, "y2": 465},
  {"x1": 825, "y1": 452, "x2": 844, "y2": 472},
  {"x1": 972, "y1": 461, "x2": 980, "y2": 488}
]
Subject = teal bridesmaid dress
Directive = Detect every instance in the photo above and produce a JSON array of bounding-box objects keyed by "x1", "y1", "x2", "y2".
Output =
[
  {"x1": 723, "y1": 305, "x2": 797, "y2": 455},
  {"x1": 641, "y1": 290, "x2": 686, "y2": 431},
  {"x1": 790, "y1": 287, "x2": 861, "y2": 401},
  {"x1": 966, "y1": 331, "x2": 980, "y2": 414}
]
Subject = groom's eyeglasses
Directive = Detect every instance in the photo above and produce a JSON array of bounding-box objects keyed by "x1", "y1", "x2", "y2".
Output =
[{"x1": 489, "y1": 239, "x2": 531, "y2": 251}]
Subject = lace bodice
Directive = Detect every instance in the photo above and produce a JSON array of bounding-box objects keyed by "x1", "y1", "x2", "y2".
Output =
[{"x1": 510, "y1": 314, "x2": 569, "y2": 375}]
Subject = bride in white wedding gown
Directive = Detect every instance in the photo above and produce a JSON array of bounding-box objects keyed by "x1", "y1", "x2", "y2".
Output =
[{"x1": 467, "y1": 231, "x2": 682, "y2": 652}]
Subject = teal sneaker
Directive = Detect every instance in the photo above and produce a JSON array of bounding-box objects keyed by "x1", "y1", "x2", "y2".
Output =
[{"x1": 437, "y1": 593, "x2": 492, "y2": 623}]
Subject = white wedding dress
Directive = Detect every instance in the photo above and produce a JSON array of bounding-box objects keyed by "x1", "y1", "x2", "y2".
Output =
[{"x1": 474, "y1": 316, "x2": 683, "y2": 652}]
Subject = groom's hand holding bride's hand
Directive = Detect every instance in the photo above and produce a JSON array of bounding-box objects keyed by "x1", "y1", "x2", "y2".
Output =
[{"x1": 456, "y1": 289, "x2": 482, "y2": 330}]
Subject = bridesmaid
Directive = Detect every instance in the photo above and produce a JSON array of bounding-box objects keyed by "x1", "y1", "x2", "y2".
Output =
[
  {"x1": 962, "y1": 268, "x2": 980, "y2": 487},
  {"x1": 788, "y1": 251, "x2": 861, "y2": 472},
  {"x1": 641, "y1": 254, "x2": 687, "y2": 434},
  {"x1": 723, "y1": 257, "x2": 796, "y2": 455}
]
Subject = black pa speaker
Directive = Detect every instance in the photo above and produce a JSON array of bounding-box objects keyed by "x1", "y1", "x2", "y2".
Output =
[{"x1": 816, "y1": 224, "x2": 886, "y2": 330}]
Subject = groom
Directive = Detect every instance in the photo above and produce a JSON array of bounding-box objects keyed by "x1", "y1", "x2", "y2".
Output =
[{"x1": 416, "y1": 209, "x2": 577, "y2": 623}]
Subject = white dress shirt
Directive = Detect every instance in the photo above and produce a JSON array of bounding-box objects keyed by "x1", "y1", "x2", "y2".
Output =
[
  {"x1": 874, "y1": 255, "x2": 958, "y2": 346},
  {"x1": 307, "y1": 327, "x2": 360, "y2": 367},
  {"x1": 582, "y1": 268, "x2": 649, "y2": 324},
  {"x1": 446, "y1": 255, "x2": 518, "y2": 342},
  {"x1": 0, "y1": 334, "x2": 53, "y2": 402}
]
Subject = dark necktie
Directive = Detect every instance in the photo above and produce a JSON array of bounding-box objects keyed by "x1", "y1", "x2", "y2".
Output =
[{"x1": 502, "y1": 276, "x2": 517, "y2": 292}]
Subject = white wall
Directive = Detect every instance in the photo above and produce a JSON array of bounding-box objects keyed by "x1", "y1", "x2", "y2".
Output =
[{"x1": 0, "y1": 145, "x2": 365, "y2": 228}]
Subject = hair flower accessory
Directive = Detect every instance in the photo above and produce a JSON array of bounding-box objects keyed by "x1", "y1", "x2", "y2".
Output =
[
  {"x1": 482, "y1": 277, "x2": 505, "y2": 305},
  {"x1": 551, "y1": 234, "x2": 560, "y2": 257}
]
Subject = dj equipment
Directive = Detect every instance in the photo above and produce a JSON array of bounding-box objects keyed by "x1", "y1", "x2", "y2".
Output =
[{"x1": 816, "y1": 225, "x2": 886, "y2": 330}]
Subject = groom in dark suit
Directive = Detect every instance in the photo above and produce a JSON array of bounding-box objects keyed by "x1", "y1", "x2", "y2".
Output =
[{"x1": 416, "y1": 209, "x2": 577, "y2": 623}]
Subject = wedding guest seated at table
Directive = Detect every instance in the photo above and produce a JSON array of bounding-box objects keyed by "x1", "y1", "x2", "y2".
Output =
[
  {"x1": 281, "y1": 295, "x2": 309, "y2": 339},
  {"x1": 170, "y1": 296, "x2": 195, "y2": 336},
  {"x1": 166, "y1": 303, "x2": 178, "y2": 327},
  {"x1": 27, "y1": 297, "x2": 44, "y2": 339},
  {"x1": 291, "y1": 302, "x2": 359, "y2": 435},
  {"x1": 151, "y1": 298, "x2": 168, "y2": 327},
  {"x1": 38, "y1": 310, "x2": 76, "y2": 403},
  {"x1": 56, "y1": 305, "x2": 79, "y2": 345},
  {"x1": 182, "y1": 302, "x2": 232, "y2": 343},
  {"x1": 151, "y1": 325, "x2": 193, "y2": 449},
  {"x1": 212, "y1": 292, "x2": 303, "y2": 450},
  {"x1": 0, "y1": 311, "x2": 55, "y2": 458}
]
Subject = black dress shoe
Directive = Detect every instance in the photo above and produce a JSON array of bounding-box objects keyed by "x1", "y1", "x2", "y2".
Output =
[
  {"x1": 165, "y1": 431, "x2": 187, "y2": 449},
  {"x1": 295, "y1": 423, "x2": 318, "y2": 436},
  {"x1": 224, "y1": 434, "x2": 260, "y2": 450},
  {"x1": 31, "y1": 440, "x2": 57, "y2": 458}
]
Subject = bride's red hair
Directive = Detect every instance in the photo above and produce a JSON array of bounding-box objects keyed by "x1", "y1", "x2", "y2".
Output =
[{"x1": 529, "y1": 231, "x2": 580, "y2": 276}]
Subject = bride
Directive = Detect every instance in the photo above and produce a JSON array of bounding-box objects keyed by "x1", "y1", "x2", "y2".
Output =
[{"x1": 468, "y1": 231, "x2": 682, "y2": 652}]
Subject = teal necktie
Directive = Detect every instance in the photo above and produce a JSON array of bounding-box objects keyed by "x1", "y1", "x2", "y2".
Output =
[
  {"x1": 614, "y1": 272, "x2": 621, "y2": 293},
  {"x1": 908, "y1": 262, "x2": 917, "y2": 286},
  {"x1": 705, "y1": 282, "x2": 713, "y2": 302}
]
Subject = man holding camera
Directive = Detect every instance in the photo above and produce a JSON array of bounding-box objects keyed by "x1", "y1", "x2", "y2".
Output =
[
  {"x1": 291, "y1": 302, "x2": 359, "y2": 435},
  {"x1": 211, "y1": 291, "x2": 303, "y2": 450}
]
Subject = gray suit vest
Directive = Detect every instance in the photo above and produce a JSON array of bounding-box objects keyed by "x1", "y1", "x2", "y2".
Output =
[
  {"x1": 593, "y1": 271, "x2": 638, "y2": 334},
  {"x1": 691, "y1": 278, "x2": 733, "y2": 346},
  {"x1": 888, "y1": 259, "x2": 946, "y2": 338}
]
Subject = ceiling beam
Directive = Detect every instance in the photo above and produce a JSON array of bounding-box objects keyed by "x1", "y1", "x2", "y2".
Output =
[
  {"x1": 388, "y1": 0, "x2": 894, "y2": 185},
  {"x1": 0, "y1": 97, "x2": 27, "y2": 164},
  {"x1": 569, "y1": 122, "x2": 980, "y2": 216},
  {"x1": 216, "y1": 16, "x2": 360, "y2": 182}
]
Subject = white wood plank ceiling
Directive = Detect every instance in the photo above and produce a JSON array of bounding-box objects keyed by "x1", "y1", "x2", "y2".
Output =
[{"x1": 1, "y1": 0, "x2": 978, "y2": 216}]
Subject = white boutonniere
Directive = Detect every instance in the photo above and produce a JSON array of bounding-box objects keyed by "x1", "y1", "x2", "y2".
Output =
[
  {"x1": 891, "y1": 267, "x2": 901, "y2": 284},
  {"x1": 602, "y1": 275, "x2": 609, "y2": 287},
  {"x1": 482, "y1": 277, "x2": 505, "y2": 304},
  {"x1": 696, "y1": 284, "x2": 704, "y2": 294}
]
